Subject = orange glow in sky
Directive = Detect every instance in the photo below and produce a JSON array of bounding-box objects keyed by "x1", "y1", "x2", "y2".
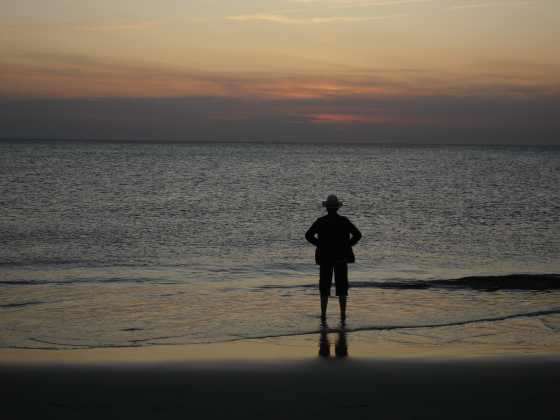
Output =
[
  {"x1": 1, "y1": 1, "x2": 559, "y2": 141},
  {"x1": 310, "y1": 113, "x2": 388, "y2": 124},
  {"x1": 2, "y1": 0, "x2": 559, "y2": 100}
]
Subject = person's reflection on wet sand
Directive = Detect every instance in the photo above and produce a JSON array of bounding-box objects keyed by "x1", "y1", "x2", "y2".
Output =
[
  {"x1": 335, "y1": 327, "x2": 348, "y2": 358},
  {"x1": 318, "y1": 323, "x2": 348, "y2": 359},
  {"x1": 319, "y1": 325, "x2": 331, "y2": 357}
]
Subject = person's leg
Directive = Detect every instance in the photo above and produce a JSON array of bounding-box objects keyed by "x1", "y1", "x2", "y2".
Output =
[
  {"x1": 334, "y1": 263, "x2": 348, "y2": 321},
  {"x1": 319, "y1": 264, "x2": 333, "y2": 320}
]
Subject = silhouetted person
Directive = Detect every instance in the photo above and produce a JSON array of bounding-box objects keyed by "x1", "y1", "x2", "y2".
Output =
[{"x1": 306, "y1": 194, "x2": 362, "y2": 322}]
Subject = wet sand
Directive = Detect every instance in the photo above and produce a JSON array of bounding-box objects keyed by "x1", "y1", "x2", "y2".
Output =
[{"x1": 1, "y1": 336, "x2": 559, "y2": 419}]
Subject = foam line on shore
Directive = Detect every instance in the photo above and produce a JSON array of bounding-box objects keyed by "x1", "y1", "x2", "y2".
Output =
[
  {"x1": 0, "y1": 300, "x2": 45, "y2": 309},
  {"x1": 229, "y1": 307, "x2": 560, "y2": 341},
  {"x1": 7, "y1": 307, "x2": 560, "y2": 351},
  {"x1": 259, "y1": 273, "x2": 560, "y2": 291}
]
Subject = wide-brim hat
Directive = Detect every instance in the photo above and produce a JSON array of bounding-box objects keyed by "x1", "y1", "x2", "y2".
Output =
[{"x1": 322, "y1": 194, "x2": 343, "y2": 209}]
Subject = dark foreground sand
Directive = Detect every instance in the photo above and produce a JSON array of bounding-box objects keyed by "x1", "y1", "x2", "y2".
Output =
[
  {"x1": 2, "y1": 353, "x2": 559, "y2": 420},
  {"x1": 2, "y1": 334, "x2": 559, "y2": 419}
]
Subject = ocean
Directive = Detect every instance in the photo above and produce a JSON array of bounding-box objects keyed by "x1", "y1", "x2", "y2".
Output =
[{"x1": 1, "y1": 141, "x2": 559, "y2": 352}]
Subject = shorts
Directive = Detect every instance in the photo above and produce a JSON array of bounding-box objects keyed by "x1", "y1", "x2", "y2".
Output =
[{"x1": 319, "y1": 262, "x2": 348, "y2": 297}]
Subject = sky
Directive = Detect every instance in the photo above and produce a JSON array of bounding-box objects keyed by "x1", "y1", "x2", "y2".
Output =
[{"x1": 1, "y1": 0, "x2": 559, "y2": 143}]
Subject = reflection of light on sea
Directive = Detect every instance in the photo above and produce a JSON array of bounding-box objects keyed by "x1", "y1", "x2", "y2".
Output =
[{"x1": 1, "y1": 143, "x2": 559, "y2": 353}]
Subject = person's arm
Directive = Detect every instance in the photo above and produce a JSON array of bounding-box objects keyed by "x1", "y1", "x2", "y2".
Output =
[
  {"x1": 348, "y1": 220, "x2": 362, "y2": 247},
  {"x1": 305, "y1": 221, "x2": 320, "y2": 247}
]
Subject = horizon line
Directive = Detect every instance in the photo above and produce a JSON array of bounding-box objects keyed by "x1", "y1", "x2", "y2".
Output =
[{"x1": 1, "y1": 138, "x2": 559, "y2": 147}]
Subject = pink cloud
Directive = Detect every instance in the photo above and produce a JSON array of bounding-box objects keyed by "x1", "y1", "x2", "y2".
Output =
[{"x1": 309, "y1": 113, "x2": 392, "y2": 124}]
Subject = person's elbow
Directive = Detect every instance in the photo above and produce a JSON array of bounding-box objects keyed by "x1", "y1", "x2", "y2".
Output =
[
  {"x1": 305, "y1": 231, "x2": 314, "y2": 243},
  {"x1": 352, "y1": 231, "x2": 362, "y2": 244}
]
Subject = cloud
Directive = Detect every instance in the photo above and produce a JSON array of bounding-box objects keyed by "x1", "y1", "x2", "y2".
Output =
[
  {"x1": 225, "y1": 13, "x2": 400, "y2": 24},
  {"x1": 448, "y1": 0, "x2": 531, "y2": 10},
  {"x1": 225, "y1": 0, "x2": 533, "y2": 26},
  {"x1": 2, "y1": 94, "x2": 559, "y2": 144},
  {"x1": 288, "y1": 0, "x2": 433, "y2": 6},
  {"x1": 2, "y1": 48, "x2": 559, "y2": 103},
  {"x1": 288, "y1": 0, "x2": 532, "y2": 13},
  {"x1": 0, "y1": 19, "x2": 163, "y2": 33},
  {"x1": 0, "y1": 50, "x2": 417, "y2": 99},
  {"x1": 309, "y1": 113, "x2": 395, "y2": 124},
  {"x1": 80, "y1": 21, "x2": 163, "y2": 32}
]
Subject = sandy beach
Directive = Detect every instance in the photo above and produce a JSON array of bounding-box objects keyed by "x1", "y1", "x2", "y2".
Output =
[{"x1": 2, "y1": 334, "x2": 559, "y2": 420}]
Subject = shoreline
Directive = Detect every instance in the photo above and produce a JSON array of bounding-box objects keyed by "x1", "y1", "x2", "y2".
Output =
[
  {"x1": 2, "y1": 331, "x2": 559, "y2": 419},
  {"x1": 2, "y1": 330, "x2": 559, "y2": 364}
]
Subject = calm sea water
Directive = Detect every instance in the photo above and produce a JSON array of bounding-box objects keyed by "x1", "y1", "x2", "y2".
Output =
[{"x1": 1, "y1": 141, "x2": 559, "y2": 352}]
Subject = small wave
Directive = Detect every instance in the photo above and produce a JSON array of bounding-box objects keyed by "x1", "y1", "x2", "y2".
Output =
[
  {"x1": 0, "y1": 277, "x2": 175, "y2": 286},
  {"x1": 0, "y1": 300, "x2": 45, "y2": 309},
  {"x1": 428, "y1": 274, "x2": 560, "y2": 291},
  {"x1": 3, "y1": 307, "x2": 559, "y2": 351},
  {"x1": 230, "y1": 307, "x2": 560, "y2": 342},
  {"x1": 29, "y1": 337, "x2": 92, "y2": 348},
  {"x1": 259, "y1": 274, "x2": 560, "y2": 292},
  {"x1": 0, "y1": 259, "x2": 88, "y2": 267},
  {"x1": 0, "y1": 260, "x2": 156, "y2": 268}
]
